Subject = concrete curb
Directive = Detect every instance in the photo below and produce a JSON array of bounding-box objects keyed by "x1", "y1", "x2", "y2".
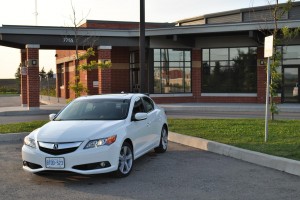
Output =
[{"x1": 169, "y1": 131, "x2": 300, "y2": 177}]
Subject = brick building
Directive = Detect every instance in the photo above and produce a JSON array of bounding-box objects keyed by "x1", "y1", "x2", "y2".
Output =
[
  {"x1": 1, "y1": 2, "x2": 300, "y2": 109},
  {"x1": 55, "y1": 2, "x2": 300, "y2": 104}
]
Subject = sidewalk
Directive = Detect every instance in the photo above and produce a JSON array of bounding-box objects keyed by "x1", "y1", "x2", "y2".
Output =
[
  {"x1": 1, "y1": 95, "x2": 300, "y2": 116},
  {"x1": 160, "y1": 102, "x2": 300, "y2": 113}
]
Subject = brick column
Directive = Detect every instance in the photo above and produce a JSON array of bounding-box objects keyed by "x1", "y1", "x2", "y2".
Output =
[
  {"x1": 26, "y1": 44, "x2": 40, "y2": 110},
  {"x1": 98, "y1": 46, "x2": 112, "y2": 94},
  {"x1": 257, "y1": 47, "x2": 266, "y2": 103},
  {"x1": 192, "y1": 49, "x2": 201, "y2": 100},
  {"x1": 56, "y1": 64, "x2": 61, "y2": 98},
  {"x1": 20, "y1": 49, "x2": 27, "y2": 107}
]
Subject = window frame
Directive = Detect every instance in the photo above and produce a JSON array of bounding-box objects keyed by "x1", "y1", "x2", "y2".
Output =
[
  {"x1": 201, "y1": 47, "x2": 258, "y2": 93},
  {"x1": 153, "y1": 48, "x2": 192, "y2": 94}
]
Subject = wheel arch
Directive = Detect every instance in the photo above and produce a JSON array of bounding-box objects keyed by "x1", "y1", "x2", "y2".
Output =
[
  {"x1": 163, "y1": 123, "x2": 168, "y2": 133},
  {"x1": 123, "y1": 138, "x2": 134, "y2": 159}
]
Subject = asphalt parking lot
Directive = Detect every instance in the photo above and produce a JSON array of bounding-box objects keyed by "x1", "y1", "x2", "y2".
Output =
[{"x1": 1, "y1": 134, "x2": 300, "y2": 200}]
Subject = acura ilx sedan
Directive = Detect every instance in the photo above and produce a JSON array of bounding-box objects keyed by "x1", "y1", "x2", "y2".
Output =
[{"x1": 22, "y1": 93, "x2": 168, "y2": 177}]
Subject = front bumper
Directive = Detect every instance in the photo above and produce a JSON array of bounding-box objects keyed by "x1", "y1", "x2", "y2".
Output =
[{"x1": 22, "y1": 144, "x2": 120, "y2": 175}]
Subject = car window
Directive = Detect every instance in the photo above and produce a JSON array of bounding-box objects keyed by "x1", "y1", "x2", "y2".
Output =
[
  {"x1": 142, "y1": 97, "x2": 154, "y2": 113},
  {"x1": 55, "y1": 99, "x2": 130, "y2": 120},
  {"x1": 132, "y1": 98, "x2": 145, "y2": 118}
]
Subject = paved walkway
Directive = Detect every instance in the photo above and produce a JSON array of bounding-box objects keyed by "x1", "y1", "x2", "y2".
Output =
[{"x1": 1, "y1": 95, "x2": 300, "y2": 116}]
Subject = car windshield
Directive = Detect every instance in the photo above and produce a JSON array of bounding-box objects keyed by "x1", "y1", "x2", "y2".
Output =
[{"x1": 55, "y1": 99, "x2": 130, "y2": 121}]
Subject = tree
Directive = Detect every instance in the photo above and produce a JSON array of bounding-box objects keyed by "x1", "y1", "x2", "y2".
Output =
[
  {"x1": 39, "y1": 67, "x2": 46, "y2": 79},
  {"x1": 259, "y1": 0, "x2": 300, "y2": 120},
  {"x1": 46, "y1": 69, "x2": 54, "y2": 78},
  {"x1": 15, "y1": 65, "x2": 21, "y2": 93},
  {"x1": 15, "y1": 65, "x2": 21, "y2": 79},
  {"x1": 67, "y1": 2, "x2": 111, "y2": 98}
]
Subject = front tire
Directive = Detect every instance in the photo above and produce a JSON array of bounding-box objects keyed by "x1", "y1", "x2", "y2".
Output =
[
  {"x1": 155, "y1": 126, "x2": 168, "y2": 153},
  {"x1": 114, "y1": 142, "x2": 133, "y2": 178}
]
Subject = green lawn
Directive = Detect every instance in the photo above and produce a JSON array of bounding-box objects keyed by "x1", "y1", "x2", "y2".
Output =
[
  {"x1": 0, "y1": 120, "x2": 48, "y2": 133},
  {"x1": 168, "y1": 119, "x2": 300, "y2": 161},
  {"x1": 1, "y1": 119, "x2": 300, "y2": 161}
]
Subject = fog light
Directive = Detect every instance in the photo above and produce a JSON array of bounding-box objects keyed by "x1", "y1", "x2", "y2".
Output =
[
  {"x1": 100, "y1": 162, "x2": 106, "y2": 167},
  {"x1": 23, "y1": 161, "x2": 27, "y2": 166}
]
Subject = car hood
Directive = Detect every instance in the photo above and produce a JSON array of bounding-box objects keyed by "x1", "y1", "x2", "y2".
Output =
[{"x1": 34, "y1": 120, "x2": 125, "y2": 143}]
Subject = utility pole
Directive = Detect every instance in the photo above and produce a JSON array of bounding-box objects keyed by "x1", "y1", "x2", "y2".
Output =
[
  {"x1": 34, "y1": 0, "x2": 38, "y2": 25},
  {"x1": 139, "y1": 0, "x2": 146, "y2": 93}
]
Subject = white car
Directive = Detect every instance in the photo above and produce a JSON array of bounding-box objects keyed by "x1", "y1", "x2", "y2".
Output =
[{"x1": 22, "y1": 93, "x2": 168, "y2": 177}]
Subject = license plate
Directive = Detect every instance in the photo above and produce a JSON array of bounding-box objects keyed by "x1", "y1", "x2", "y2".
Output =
[{"x1": 45, "y1": 157, "x2": 65, "y2": 169}]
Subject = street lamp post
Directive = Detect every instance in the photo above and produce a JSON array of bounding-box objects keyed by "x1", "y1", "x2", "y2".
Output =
[{"x1": 139, "y1": 0, "x2": 146, "y2": 93}]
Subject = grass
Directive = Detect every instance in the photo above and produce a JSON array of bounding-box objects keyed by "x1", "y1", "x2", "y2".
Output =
[
  {"x1": 1, "y1": 118, "x2": 300, "y2": 161},
  {"x1": 0, "y1": 120, "x2": 48, "y2": 133},
  {"x1": 168, "y1": 119, "x2": 300, "y2": 161}
]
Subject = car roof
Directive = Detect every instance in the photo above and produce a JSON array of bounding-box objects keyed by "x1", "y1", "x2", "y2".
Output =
[{"x1": 76, "y1": 93, "x2": 146, "y2": 101}]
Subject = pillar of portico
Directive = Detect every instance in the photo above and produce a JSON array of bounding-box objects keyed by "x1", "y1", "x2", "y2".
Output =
[
  {"x1": 98, "y1": 46, "x2": 112, "y2": 94},
  {"x1": 26, "y1": 44, "x2": 40, "y2": 110},
  {"x1": 20, "y1": 49, "x2": 27, "y2": 107}
]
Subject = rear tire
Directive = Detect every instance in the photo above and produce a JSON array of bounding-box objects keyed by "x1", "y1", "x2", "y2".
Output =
[
  {"x1": 155, "y1": 126, "x2": 168, "y2": 153},
  {"x1": 113, "y1": 142, "x2": 133, "y2": 178}
]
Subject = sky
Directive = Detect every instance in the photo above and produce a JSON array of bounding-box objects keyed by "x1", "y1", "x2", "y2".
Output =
[{"x1": 0, "y1": 0, "x2": 292, "y2": 78}]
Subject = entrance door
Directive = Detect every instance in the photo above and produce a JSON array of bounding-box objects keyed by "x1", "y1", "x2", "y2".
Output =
[{"x1": 283, "y1": 66, "x2": 299, "y2": 103}]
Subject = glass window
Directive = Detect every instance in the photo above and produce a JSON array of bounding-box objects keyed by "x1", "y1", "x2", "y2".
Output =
[
  {"x1": 283, "y1": 46, "x2": 300, "y2": 59},
  {"x1": 142, "y1": 97, "x2": 154, "y2": 113},
  {"x1": 132, "y1": 98, "x2": 145, "y2": 119},
  {"x1": 55, "y1": 99, "x2": 130, "y2": 121},
  {"x1": 202, "y1": 47, "x2": 257, "y2": 93},
  {"x1": 202, "y1": 49, "x2": 209, "y2": 61},
  {"x1": 230, "y1": 48, "x2": 248, "y2": 60},
  {"x1": 154, "y1": 49, "x2": 161, "y2": 61},
  {"x1": 210, "y1": 48, "x2": 228, "y2": 61},
  {"x1": 153, "y1": 49, "x2": 191, "y2": 94}
]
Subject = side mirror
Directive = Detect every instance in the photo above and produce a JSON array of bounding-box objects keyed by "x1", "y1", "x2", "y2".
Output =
[
  {"x1": 134, "y1": 112, "x2": 147, "y2": 121},
  {"x1": 49, "y1": 113, "x2": 56, "y2": 121}
]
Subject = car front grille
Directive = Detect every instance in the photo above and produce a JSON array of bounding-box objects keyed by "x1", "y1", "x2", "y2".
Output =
[
  {"x1": 39, "y1": 146, "x2": 78, "y2": 155},
  {"x1": 38, "y1": 141, "x2": 82, "y2": 156}
]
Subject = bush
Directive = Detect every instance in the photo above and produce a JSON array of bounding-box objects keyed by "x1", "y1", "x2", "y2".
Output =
[
  {"x1": 40, "y1": 88, "x2": 56, "y2": 97},
  {"x1": 0, "y1": 86, "x2": 19, "y2": 94}
]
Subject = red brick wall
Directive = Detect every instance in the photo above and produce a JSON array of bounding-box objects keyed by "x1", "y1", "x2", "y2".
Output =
[
  {"x1": 99, "y1": 69, "x2": 112, "y2": 94},
  {"x1": 256, "y1": 47, "x2": 266, "y2": 103},
  {"x1": 27, "y1": 67, "x2": 39, "y2": 107},
  {"x1": 87, "y1": 69, "x2": 99, "y2": 95},
  {"x1": 112, "y1": 47, "x2": 130, "y2": 63},
  {"x1": 111, "y1": 69, "x2": 130, "y2": 93},
  {"x1": 26, "y1": 47, "x2": 40, "y2": 107},
  {"x1": 192, "y1": 49, "x2": 201, "y2": 100},
  {"x1": 20, "y1": 49, "x2": 27, "y2": 105},
  {"x1": 98, "y1": 47, "x2": 130, "y2": 94}
]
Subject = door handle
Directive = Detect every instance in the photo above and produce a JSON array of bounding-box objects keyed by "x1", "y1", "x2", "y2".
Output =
[{"x1": 147, "y1": 123, "x2": 150, "y2": 127}]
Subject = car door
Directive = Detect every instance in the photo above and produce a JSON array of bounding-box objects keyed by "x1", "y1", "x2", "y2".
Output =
[
  {"x1": 142, "y1": 97, "x2": 161, "y2": 147},
  {"x1": 127, "y1": 97, "x2": 151, "y2": 158}
]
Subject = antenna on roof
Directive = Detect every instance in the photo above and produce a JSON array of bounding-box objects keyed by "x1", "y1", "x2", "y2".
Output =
[{"x1": 34, "y1": 0, "x2": 38, "y2": 25}]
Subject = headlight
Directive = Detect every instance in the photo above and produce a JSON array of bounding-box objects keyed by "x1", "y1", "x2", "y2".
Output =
[
  {"x1": 84, "y1": 135, "x2": 117, "y2": 149},
  {"x1": 24, "y1": 136, "x2": 36, "y2": 148}
]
